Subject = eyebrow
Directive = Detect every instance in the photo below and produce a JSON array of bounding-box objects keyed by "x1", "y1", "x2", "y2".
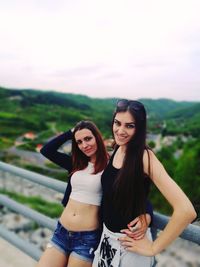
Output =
[
  {"x1": 114, "y1": 119, "x2": 135, "y2": 125},
  {"x1": 75, "y1": 135, "x2": 92, "y2": 142}
]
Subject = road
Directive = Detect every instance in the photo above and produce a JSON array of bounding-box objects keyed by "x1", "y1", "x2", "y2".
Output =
[
  {"x1": 0, "y1": 238, "x2": 36, "y2": 267},
  {"x1": 8, "y1": 147, "x2": 46, "y2": 167}
]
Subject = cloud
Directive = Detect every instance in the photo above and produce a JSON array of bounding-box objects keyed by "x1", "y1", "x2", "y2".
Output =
[
  {"x1": 51, "y1": 65, "x2": 105, "y2": 78},
  {"x1": 0, "y1": 0, "x2": 200, "y2": 101}
]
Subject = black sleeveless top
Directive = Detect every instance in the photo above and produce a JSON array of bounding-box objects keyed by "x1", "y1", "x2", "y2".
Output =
[{"x1": 101, "y1": 149, "x2": 152, "y2": 232}]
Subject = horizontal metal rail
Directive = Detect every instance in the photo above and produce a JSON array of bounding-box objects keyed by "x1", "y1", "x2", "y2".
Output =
[
  {"x1": 0, "y1": 225, "x2": 42, "y2": 261},
  {"x1": 0, "y1": 161, "x2": 66, "y2": 193},
  {"x1": 0, "y1": 160, "x2": 199, "y2": 264},
  {"x1": 0, "y1": 194, "x2": 57, "y2": 261},
  {"x1": 0, "y1": 194, "x2": 56, "y2": 231}
]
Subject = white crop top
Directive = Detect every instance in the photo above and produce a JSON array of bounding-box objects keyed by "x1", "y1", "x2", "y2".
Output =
[{"x1": 70, "y1": 162, "x2": 103, "y2": 206}]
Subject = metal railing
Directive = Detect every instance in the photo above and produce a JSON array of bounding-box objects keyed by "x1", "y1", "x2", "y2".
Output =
[{"x1": 0, "y1": 161, "x2": 199, "y2": 263}]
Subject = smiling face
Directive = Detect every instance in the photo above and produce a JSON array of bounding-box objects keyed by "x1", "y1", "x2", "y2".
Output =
[
  {"x1": 74, "y1": 128, "x2": 98, "y2": 161},
  {"x1": 113, "y1": 111, "x2": 136, "y2": 147}
]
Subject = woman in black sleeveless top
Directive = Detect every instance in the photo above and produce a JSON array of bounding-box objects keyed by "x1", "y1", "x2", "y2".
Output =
[{"x1": 93, "y1": 99, "x2": 196, "y2": 267}]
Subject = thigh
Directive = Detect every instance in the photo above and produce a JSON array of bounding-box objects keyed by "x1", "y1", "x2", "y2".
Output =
[
  {"x1": 36, "y1": 246, "x2": 68, "y2": 267},
  {"x1": 67, "y1": 254, "x2": 92, "y2": 267}
]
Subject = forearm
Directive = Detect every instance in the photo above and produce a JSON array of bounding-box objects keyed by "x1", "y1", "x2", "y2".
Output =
[
  {"x1": 152, "y1": 208, "x2": 196, "y2": 254},
  {"x1": 41, "y1": 130, "x2": 73, "y2": 156},
  {"x1": 119, "y1": 205, "x2": 196, "y2": 257},
  {"x1": 40, "y1": 130, "x2": 73, "y2": 170},
  {"x1": 148, "y1": 153, "x2": 197, "y2": 254}
]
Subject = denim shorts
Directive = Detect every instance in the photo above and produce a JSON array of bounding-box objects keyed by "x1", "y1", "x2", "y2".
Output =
[{"x1": 48, "y1": 220, "x2": 101, "y2": 262}]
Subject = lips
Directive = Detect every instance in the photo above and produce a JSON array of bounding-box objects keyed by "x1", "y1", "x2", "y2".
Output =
[
  {"x1": 83, "y1": 148, "x2": 93, "y2": 154},
  {"x1": 115, "y1": 134, "x2": 128, "y2": 141}
]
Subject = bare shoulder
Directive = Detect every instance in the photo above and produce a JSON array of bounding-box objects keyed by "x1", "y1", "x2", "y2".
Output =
[
  {"x1": 143, "y1": 149, "x2": 158, "y2": 166},
  {"x1": 143, "y1": 148, "x2": 155, "y2": 160},
  {"x1": 143, "y1": 149, "x2": 165, "y2": 181}
]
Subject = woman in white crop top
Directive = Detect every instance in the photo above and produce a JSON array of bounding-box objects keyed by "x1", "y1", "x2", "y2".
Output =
[
  {"x1": 36, "y1": 120, "x2": 152, "y2": 267},
  {"x1": 36, "y1": 121, "x2": 108, "y2": 267}
]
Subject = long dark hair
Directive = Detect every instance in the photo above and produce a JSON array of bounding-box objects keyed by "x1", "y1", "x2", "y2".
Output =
[
  {"x1": 71, "y1": 120, "x2": 108, "y2": 174},
  {"x1": 112, "y1": 99, "x2": 151, "y2": 221}
]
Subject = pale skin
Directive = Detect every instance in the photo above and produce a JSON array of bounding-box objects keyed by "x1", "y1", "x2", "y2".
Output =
[
  {"x1": 36, "y1": 129, "x2": 100, "y2": 267},
  {"x1": 113, "y1": 111, "x2": 196, "y2": 256},
  {"x1": 36, "y1": 128, "x2": 150, "y2": 267}
]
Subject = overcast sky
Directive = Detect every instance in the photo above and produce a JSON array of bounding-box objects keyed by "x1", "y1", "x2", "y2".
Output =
[{"x1": 0, "y1": 0, "x2": 200, "y2": 101}]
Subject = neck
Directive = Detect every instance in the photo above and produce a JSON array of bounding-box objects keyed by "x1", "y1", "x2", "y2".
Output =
[
  {"x1": 90, "y1": 155, "x2": 96, "y2": 164},
  {"x1": 119, "y1": 145, "x2": 127, "y2": 154}
]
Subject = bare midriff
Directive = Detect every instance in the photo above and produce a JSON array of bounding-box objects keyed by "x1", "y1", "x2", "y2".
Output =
[{"x1": 59, "y1": 198, "x2": 100, "y2": 231}]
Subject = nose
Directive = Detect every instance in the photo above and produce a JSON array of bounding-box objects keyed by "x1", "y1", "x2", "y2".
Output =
[
  {"x1": 117, "y1": 126, "x2": 126, "y2": 134},
  {"x1": 82, "y1": 141, "x2": 89, "y2": 148}
]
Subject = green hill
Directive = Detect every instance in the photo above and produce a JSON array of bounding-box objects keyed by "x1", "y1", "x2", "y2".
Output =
[
  {"x1": 0, "y1": 86, "x2": 199, "y2": 215},
  {"x1": 162, "y1": 103, "x2": 200, "y2": 137},
  {"x1": 0, "y1": 86, "x2": 199, "y2": 145}
]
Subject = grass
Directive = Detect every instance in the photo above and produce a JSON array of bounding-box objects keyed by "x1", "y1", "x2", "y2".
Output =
[{"x1": 0, "y1": 189, "x2": 63, "y2": 218}]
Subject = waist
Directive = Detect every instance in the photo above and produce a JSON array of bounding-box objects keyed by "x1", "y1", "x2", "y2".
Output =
[
  {"x1": 102, "y1": 199, "x2": 141, "y2": 232},
  {"x1": 60, "y1": 198, "x2": 100, "y2": 231},
  {"x1": 56, "y1": 220, "x2": 101, "y2": 236},
  {"x1": 103, "y1": 223, "x2": 152, "y2": 241},
  {"x1": 102, "y1": 223, "x2": 126, "y2": 240}
]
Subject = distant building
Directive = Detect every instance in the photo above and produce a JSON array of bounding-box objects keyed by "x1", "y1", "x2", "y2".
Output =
[
  {"x1": 8, "y1": 95, "x2": 22, "y2": 101},
  {"x1": 36, "y1": 144, "x2": 43, "y2": 152},
  {"x1": 162, "y1": 136, "x2": 177, "y2": 146},
  {"x1": 147, "y1": 134, "x2": 162, "y2": 151},
  {"x1": 15, "y1": 140, "x2": 24, "y2": 146},
  {"x1": 24, "y1": 132, "x2": 36, "y2": 140}
]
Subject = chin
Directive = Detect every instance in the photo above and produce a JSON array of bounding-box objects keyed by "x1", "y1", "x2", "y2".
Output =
[
  {"x1": 87, "y1": 154, "x2": 93, "y2": 158},
  {"x1": 86, "y1": 151, "x2": 96, "y2": 158},
  {"x1": 114, "y1": 135, "x2": 127, "y2": 145},
  {"x1": 115, "y1": 140, "x2": 126, "y2": 146}
]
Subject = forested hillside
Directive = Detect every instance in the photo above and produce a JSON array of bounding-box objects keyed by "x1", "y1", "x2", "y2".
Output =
[
  {"x1": 0, "y1": 86, "x2": 199, "y2": 216},
  {"x1": 0, "y1": 86, "x2": 115, "y2": 142},
  {"x1": 0, "y1": 86, "x2": 199, "y2": 144}
]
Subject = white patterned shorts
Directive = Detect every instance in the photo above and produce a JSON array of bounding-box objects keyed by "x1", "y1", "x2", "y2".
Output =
[{"x1": 92, "y1": 224, "x2": 154, "y2": 267}]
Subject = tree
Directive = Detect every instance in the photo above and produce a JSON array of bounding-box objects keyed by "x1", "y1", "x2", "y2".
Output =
[
  {"x1": 174, "y1": 140, "x2": 200, "y2": 216},
  {"x1": 157, "y1": 146, "x2": 177, "y2": 177}
]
